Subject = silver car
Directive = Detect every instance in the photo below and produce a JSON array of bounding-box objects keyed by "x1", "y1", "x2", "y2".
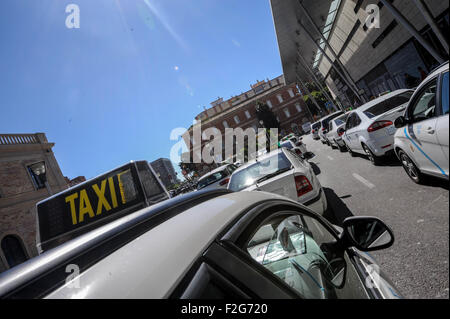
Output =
[
  {"x1": 228, "y1": 148, "x2": 327, "y2": 215},
  {"x1": 197, "y1": 164, "x2": 238, "y2": 190}
]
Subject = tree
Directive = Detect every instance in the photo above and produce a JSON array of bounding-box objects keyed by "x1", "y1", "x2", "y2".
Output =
[{"x1": 255, "y1": 102, "x2": 280, "y2": 152}]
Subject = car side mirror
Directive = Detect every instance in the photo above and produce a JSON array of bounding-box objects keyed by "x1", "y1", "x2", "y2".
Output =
[
  {"x1": 342, "y1": 216, "x2": 394, "y2": 251},
  {"x1": 394, "y1": 116, "x2": 407, "y2": 128}
]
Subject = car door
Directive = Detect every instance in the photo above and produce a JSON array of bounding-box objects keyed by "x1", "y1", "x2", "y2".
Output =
[
  {"x1": 405, "y1": 77, "x2": 448, "y2": 177},
  {"x1": 215, "y1": 204, "x2": 371, "y2": 299},
  {"x1": 436, "y1": 71, "x2": 449, "y2": 169},
  {"x1": 345, "y1": 113, "x2": 362, "y2": 151},
  {"x1": 343, "y1": 113, "x2": 355, "y2": 148}
]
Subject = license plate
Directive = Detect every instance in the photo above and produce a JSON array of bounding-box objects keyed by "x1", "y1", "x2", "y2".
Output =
[{"x1": 387, "y1": 126, "x2": 396, "y2": 135}]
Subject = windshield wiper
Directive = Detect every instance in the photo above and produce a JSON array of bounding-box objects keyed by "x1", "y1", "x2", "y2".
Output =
[{"x1": 256, "y1": 167, "x2": 291, "y2": 184}]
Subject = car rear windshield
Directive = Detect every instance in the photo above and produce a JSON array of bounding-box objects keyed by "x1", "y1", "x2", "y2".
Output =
[
  {"x1": 228, "y1": 152, "x2": 292, "y2": 192},
  {"x1": 280, "y1": 141, "x2": 293, "y2": 149},
  {"x1": 321, "y1": 112, "x2": 343, "y2": 127},
  {"x1": 334, "y1": 114, "x2": 348, "y2": 126},
  {"x1": 363, "y1": 91, "x2": 413, "y2": 118},
  {"x1": 197, "y1": 170, "x2": 228, "y2": 189},
  {"x1": 312, "y1": 122, "x2": 321, "y2": 129}
]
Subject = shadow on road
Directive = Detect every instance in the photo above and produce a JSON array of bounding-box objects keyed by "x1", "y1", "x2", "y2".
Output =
[
  {"x1": 322, "y1": 187, "x2": 354, "y2": 226},
  {"x1": 421, "y1": 176, "x2": 449, "y2": 190},
  {"x1": 310, "y1": 162, "x2": 321, "y2": 176}
]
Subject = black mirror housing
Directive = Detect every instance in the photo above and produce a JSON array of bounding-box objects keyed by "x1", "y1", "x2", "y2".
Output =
[
  {"x1": 342, "y1": 216, "x2": 394, "y2": 252},
  {"x1": 394, "y1": 116, "x2": 407, "y2": 128}
]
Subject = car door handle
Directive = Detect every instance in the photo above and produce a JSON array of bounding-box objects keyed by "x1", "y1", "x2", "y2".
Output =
[{"x1": 426, "y1": 127, "x2": 435, "y2": 134}]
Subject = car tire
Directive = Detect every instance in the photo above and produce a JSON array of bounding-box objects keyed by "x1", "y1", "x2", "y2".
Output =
[
  {"x1": 345, "y1": 142, "x2": 356, "y2": 157},
  {"x1": 398, "y1": 150, "x2": 425, "y2": 184},
  {"x1": 362, "y1": 144, "x2": 382, "y2": 166},
  {"x1": 337, "y1": 142, "x2": 346, "y2": 152}
]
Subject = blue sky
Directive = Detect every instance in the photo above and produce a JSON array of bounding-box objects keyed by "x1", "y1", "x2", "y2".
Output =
[{"x1": 0, "y1": 0, "x2": 282, "y2": 180}]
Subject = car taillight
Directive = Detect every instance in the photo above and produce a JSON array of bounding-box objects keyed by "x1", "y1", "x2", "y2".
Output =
[
  {"x1": 338, "y1": 129, "x2": 344, "y2": 137},
  {"x1": 295, "y1": 149, "x2": 302, "y2": 156},
  {"x1": 295, "y1": 175, "x2": 313, "y2": 197},
  {"x1": 219, "y1": 178, "x2": 230, "y2": 186},
  {"x1": 322, "y1": 127, "x2": 326, "y2": 131},
  {"x1": 312, "y1": 129, "x2": 315, "y2": 133},
  {"x1": 367, "y1": 120, "x2": 393, "y2": 132}
]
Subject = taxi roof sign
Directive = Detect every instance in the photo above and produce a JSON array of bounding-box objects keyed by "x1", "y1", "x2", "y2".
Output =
[{"x1": 36, "y1": 161, "x2": 169, "y2": 253}]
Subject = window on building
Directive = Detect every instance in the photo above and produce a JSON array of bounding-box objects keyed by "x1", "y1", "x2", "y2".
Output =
[
  {"x1": 295, "y1": 103, "x2": 302, "y2": 112},
  {"x1": 1, "y1": 235, "x2": 28, "y2": 268},
  {"x1": 223, "y1": 120, "x2": 229, "y2": 128},
  {"x1": 284, "y1": 108, "x2": 291, "y2": 118},
  {"x1": 27, "y1": 161, "x2": 46, "y2": 190},
  {"x1": 277, "y1": 94, "x2": 283, "y2": 103},
  {"x1": 288, "y1": 89, "x2": 295, "y2": 98},
  {"x1": 245, "y1": 110, "x2": 251, "y2": 119},
  {"x1": 267, "y1": 100, "x2": 273, "y2": 108},
  {"x1": 234, "y1": 115, "x2": 240, "y2": 124}
]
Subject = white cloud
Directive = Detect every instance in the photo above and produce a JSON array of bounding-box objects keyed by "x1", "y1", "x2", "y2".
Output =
[{"x1": 232, "y1": 39, "x2": 241, "y2": 48}]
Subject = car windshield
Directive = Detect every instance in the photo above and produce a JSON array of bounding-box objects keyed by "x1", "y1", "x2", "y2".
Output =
[
  {"x1": 197, "y1": 170, "x2": 228, "y2": 189},
  {"x1": 228, "y1": 153, "x2": 292, "y2": 191},
  {"x1": 363, "y1": 91, "x2": 413, "y2": 118}
]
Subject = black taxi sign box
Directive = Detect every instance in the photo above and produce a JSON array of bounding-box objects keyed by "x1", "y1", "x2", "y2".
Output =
[{"x1": 36, "y1": 161, "x2": 168, "y2": 253}]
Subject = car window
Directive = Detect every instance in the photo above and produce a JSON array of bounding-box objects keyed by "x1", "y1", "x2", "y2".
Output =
[
  {"x1": 353, "y1": 113, "x2": 361, "y2": 126},
  {"x1": 328, "y1": 121, "x2": 333, "y2": 131},
  {"x1": 197, "y1": 171, "x2": 228, "y2": 189},
  {"x1": 363, "y1": 91, "x2": 413, "y2": 118},
  {"x1": 346, "y1": 113, "x2": 354, "y2": 130},
  {"x1": 441, "y1": 72, "x2": 449, "y2": 115},
  {"x1": 228, "y1": 152, "x2": 292, "y2": 191},
  {"x1": 246, "y1": 214, "x2": 344, "y2": 299},
  {"x1": 409, "y1": 79, "x2": 438, "y2": 122},
  {"x1": 312, "y1": 122, "x2": 321, "y2": 130}
]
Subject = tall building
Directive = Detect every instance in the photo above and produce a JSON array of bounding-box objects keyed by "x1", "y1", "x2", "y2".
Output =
[
  {"x1": 182, "y1": 75, "x2": 314, "y2": 175},
  {"x1": 150, "y1": 158, "x2": 178, "y2": 188},
  {"x1": 0, "y1": 133, "x2": 68, "y2": 272},
  {"x1": 270, "y1": 0, "x2": 449, "y2": 106}
]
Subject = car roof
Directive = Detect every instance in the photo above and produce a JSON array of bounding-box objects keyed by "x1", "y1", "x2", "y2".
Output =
[
  {"x1": 357, "y1": 89, "x2": 412, "y2": 113},
  {"x1": 319, "y1": 110, "x2": 344, "y2": 122},
  {"x1": 45, "y1": 191, "x2": 286, "y2": 298},
  {"x1": 0, "y1": 190, "x2": 289, "y2": 299}
]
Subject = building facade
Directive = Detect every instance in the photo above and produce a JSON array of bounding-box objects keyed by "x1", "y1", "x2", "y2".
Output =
[
  {"x1": 0, "y1": 133, "x2": 68, "y2": 272},
  {"x1": 181, "y1": 75, "x2": 314, "y2": 175},
  {"x1": 271, "y1": 0, "x2": 449, "y2": 108},
  {"x1": 150, "y1": 158, "x2": 178, "y2": 188}
]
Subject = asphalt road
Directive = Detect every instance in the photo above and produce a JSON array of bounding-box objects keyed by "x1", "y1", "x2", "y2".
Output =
[{"x1": 302, "y1": 134, "x2": 449, "y2": 299}]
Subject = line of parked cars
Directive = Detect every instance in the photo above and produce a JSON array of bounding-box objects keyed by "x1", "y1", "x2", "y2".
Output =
[{"x1": 312, "y1": 62, "x2": 449, "y2": 185}]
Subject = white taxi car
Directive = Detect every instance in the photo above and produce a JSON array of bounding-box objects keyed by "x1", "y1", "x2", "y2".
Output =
[
  {"x1": 342, "y1": 89, "x2": 414, "y2": 165},
  {"x1": 393, "y1": 62, "x2": 449, "y2": 184},
  {"x1": 196, "y1": 164, "x2": 238, "y2": 190},
  {"x1": 0, "y1": 189, "x2": 400, "y2": 299},
  {"x1": 227, "y1": 148, "x2": 327, "y2": 215}
]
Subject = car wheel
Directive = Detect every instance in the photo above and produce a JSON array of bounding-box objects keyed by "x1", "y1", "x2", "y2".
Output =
[
  {"x1": 362, "y1": 144, "x2": 382, "y2": 166},
  {"x1": 398, "y1": 150, "x2": 424, "y2": 184},
  {"x1": 337, "y1": 142, "x2": 346, "y2": 152},
  {"x1": 345, "y1": 142, "x2": 356, "y2": 157}
]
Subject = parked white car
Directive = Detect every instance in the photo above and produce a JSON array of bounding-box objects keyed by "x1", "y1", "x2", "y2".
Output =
[
  {"x1": 280, "y1": 137, "x2": 308, "y2": 157},
  {"x1": 326, "y1": 113, "x2": 349, "y2": 151},
  {"x1": 197, "y1": 164, "x2": 238, "y2": 190},
  {"x1": 318, "y1": 111, "x2": 345, "y2": 144},
  {"x1": 311, "y1": 121, "x2": 321, "y2": 140},
  {"x1": 393, "y1": 62, "x2": 449, "y2": 184},
  {"x1": 228, "y1": 148, "x2": 327, "y2": 215},
  {"x1": 342, "y1": 89, "x2": 414, "y2": 165}
]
